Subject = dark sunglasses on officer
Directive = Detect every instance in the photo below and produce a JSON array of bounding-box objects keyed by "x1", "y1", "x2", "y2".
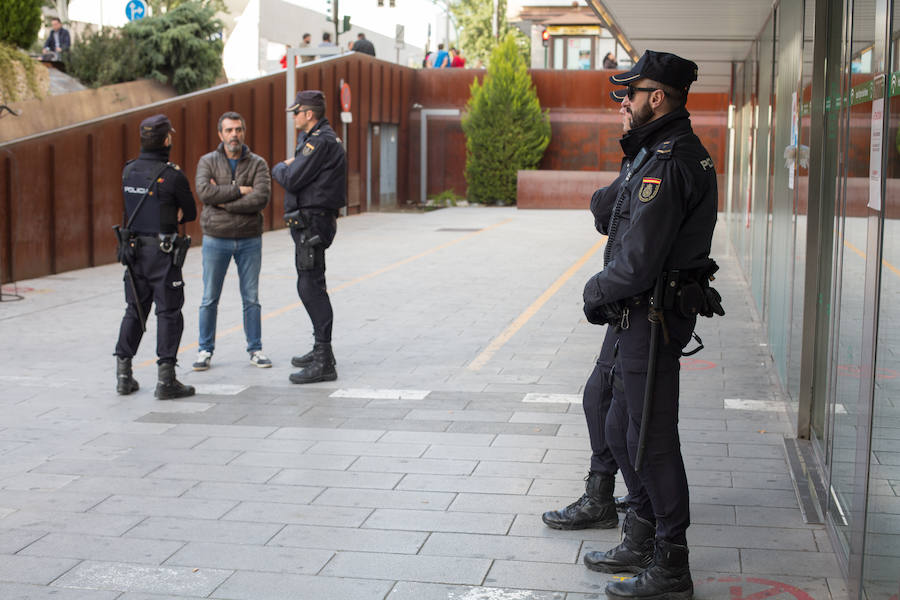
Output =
[{"x1": 292, "y1": 105, "x2": 313, "y2": 116}]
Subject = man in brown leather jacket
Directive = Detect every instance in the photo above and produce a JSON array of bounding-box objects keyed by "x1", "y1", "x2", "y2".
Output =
[{"x1": 192, "y1": 111, "x2": 272, "y2": 371}]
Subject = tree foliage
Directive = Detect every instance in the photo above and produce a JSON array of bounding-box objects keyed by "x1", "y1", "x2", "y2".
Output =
[
  {"x1": 65, "y1": 2, "x2": 223, "y2": 95},
  {"x1": 450, "y1": 0, "x2": 528, "y2": 67},
  {"x1": 0, "y1": 0, "x2": 42, "y2": 49},
  {"x1": 125, "y1": 2, "x2": 224, "y2": 94},
  {"x1": 461, "y1": 33, "x2": 550, "y2": 205},
  {"x1": 148, "y1": 0, "x2": 227, "y2": 15}
]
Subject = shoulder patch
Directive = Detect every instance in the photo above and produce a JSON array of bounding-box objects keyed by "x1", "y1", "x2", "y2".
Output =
[
  {"x1": 302, "y1": 142, "x2": 316, "y2": 156},
  {"x1": 655, "y1": 139, "x2": 675, "y2": 160},
  {"x1": 167, "y1": 162, "x2": 181, "y2": 171},
  {"x1": 639, "y1": 177, "x2": 661, "y2": 203}
]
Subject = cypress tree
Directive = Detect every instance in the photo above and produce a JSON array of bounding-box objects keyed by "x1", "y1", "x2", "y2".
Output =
[
  {"x1": 462, "y1": 33, "x2": 550, "y2": 205},
  {"x1": 0, "y1": 0, "x2": 42, "y2": 49}
]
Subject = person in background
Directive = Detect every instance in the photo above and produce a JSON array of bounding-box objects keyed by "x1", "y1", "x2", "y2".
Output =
[
  {"x1": 432, "y1": 43, "x2": 450, "y2": 68},
  {"x1": 41, "y1": 17, "x2": 71, "y2": 61},
  {"x1": 603, "y1": 52, "x2": 619, "y2": 69},
  {"x1": 352, "y1": 32, "x2": 376, "y2": 57},
  {"x1": 450, "y1": 47, "x2": 466, "y2": 68},
  {"x1": 300, "y1": 32, "x2": 314, "y2": 63}
]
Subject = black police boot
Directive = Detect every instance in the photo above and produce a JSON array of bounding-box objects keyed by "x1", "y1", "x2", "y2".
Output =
[
  {"x1": 291, "y1": 343, "x2": 337, "y2": 367},
  {"x1": 116, "y1": 356, "x2": 139, "y2": 395},
  {"x1": 616, "y1": 494, "x2": 631, "y2": 513},
  {"x1": 583, "y1": 509, "x2": 655, "y2": 574},
  {"x1": 604, "y1": 539, "x2": 693, "y2": 600},
  {"x1": 154, "y1": 362, "x2": 195, "y2": 400},
  {"x1": 289, "y1": 344, "x2": 337, "y2": 384},
  {"x1": 542, "y1": 471, "x2": 618, "y2": 530}
]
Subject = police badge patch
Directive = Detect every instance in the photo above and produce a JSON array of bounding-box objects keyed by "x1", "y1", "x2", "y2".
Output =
[
  {"x1": 302, "y1": 142, "x2": 315, "y2": 156},
  {"x1": 639, "y1": 177, "x2": 661, "y2": 202}
]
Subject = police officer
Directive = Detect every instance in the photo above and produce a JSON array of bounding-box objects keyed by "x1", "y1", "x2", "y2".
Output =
[
  {"x1": 580, "y1": 51, "x2": 721, "y2": 600},
  {"x1": 114, "y1": 114, "x2": 197, "y2": 400},
  {"x1": 272, "y1": 90, "x2": 347, "y2": 384}
]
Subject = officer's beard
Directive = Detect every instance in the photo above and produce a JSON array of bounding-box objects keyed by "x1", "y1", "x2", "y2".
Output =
[{"x1": 629, "y1": 104, "x2": 655, "y2": 130}]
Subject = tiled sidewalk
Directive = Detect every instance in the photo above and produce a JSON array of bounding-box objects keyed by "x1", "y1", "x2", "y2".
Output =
[{"x1": 0, "y1": 207, "x2": 840, "y2": 599}]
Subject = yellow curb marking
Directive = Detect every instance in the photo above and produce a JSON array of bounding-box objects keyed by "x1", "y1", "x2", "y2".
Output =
[{"x1": 467, "y1": 237, "x2": 606, "y2": 372}]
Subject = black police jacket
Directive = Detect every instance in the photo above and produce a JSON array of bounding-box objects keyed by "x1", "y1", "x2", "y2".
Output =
[
  {"x1": 122, "y1": 147, "x2": 197, "y2": 235},
  {"x1": 583, "y1": 108, "x2": 717, "y2": 308},
  {"x1": 272, "y1": 118, "x2": 347, "y2": 214}
]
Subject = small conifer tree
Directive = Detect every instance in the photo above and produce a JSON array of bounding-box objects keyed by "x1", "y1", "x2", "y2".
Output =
[{"x1": 462, "y1": 33, "x2": 550, "y2": 205}]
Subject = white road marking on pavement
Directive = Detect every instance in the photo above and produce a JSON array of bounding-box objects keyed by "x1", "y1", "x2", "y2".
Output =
[
  {"x1": 522, "y1": 393, "x2": 582, "y2": 404},
  {"x1": 724, "y1": 398, "x2": 847, "y2": 414},
  {"x1": 330, "y1": 388, "x2": 431, "y2": 400},
  {"x1": 192, "y1": 384, "x2": 248, "y2": 396},
  {"x1": 451, "y1": 588, "x2": 545, "y2": 599}
]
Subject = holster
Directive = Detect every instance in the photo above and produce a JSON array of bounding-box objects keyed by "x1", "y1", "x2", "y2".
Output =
[
  {"x1": 171, "y1": 235, "x2": 191, "y2": 268},
  {"x1": 113, "y1": 225, "x2": 137, "y2": 266},
  {"x1": 297, "y1": 230, "x2": 323, "y2": 271},
  {"x1": 662, "y1": 261, "x2": 725, "y2": 318}
]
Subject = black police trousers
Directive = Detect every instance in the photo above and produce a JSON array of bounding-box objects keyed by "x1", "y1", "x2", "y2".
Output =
[
  {"x1": 605, "y1": 304, "x2": 696, "y2": 545},
  {"x1": 290, "y1": 213, "x2": 337, "y2": 344},
  {"x1": 114, "y1": 241, "x2": 185, "y2": 364},
  {"x1": 584, "y1": 328, "x2": 619, "y2": 475}
]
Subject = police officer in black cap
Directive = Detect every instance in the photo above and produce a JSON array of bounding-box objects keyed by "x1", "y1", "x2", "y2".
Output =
[
  {"x1": 114, "y1": 114, "x2": 198, "y2": 399},
  {"x1": 272, "y1": 90, "x2": 347, "y2": 384},
  {"x1": 579, "y1": 50, "x2": 723, "y2": 600}
]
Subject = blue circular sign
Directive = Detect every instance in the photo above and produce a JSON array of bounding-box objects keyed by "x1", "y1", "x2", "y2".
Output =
[{"x1": 126, "y1": 0, "x2": 146, "y2": 21}]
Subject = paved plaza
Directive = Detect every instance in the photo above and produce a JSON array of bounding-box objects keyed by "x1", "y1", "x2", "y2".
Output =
[{"x1": 0, "y1": 207, "x2": 841, "y2": 599}]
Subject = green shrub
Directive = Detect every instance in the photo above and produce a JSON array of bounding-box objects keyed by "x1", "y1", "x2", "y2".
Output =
[
  {"x1": 65, "y1": 1, "x2": 223, "y2": 95},
  {"x1": 65, "y1": 27, "x2": 142, "y2": 88},
  {"x1": 0, "y1": 0, "x2": 42, "y2": 49},
  {"x1": 0, "y1": 42, "x2": 41, "y2": 102},
  {"x1": 461, "y1": 33, "x2": 550, "y2": 205}
]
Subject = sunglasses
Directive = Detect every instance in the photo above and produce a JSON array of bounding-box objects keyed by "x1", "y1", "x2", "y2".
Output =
[
  {"x1": 625, "y1": 86, "x2": 662, "y2": 100},
  {"x1": 292, "y1": 106, "x2": 313, "y2": 116}
]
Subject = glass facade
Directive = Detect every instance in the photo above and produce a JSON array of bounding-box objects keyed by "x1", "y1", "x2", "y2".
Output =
[{"x1": 726, "y1": 0, "x2": 900, "y2": 596}]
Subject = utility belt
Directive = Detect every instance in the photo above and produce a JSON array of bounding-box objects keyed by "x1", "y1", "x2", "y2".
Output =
[
  {"x1": 113, "y1": 226, "x2": 191, "y2": 268},
  {"x1": 595, "y1": 262, "x2": 725, "y2": 332},
  {"x1": 283, "y1": 208, "x2": 335, "y2": 229}
]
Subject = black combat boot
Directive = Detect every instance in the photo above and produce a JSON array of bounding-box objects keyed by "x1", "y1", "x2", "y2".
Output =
[
  {"x1": 154, "y1": 362, "x2": 195, "y2": 400},
  {"x1": 604, "y1": 539, "x2": 693, "y2": 600},
  {"x1": 116, "y1": 356, "x2": 139, "y2": 395},
  {"x1": 291, "y1": 342, "x2": 337, "y2": 367},
  {"x1": 584, "y1": 509, "x2": 655, "y2": 573},
  {"x1": 289, "y1": 343, "x2": 337, "y2": 384},
  {"x1": 542, "y1": 471, "x2": 618, "y2": 530}
]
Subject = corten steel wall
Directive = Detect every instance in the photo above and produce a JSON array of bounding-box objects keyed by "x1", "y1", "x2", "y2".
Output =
[
  {"x1": 0, "y1": 53, "x2": 410, "y2": 284},
  {"x1": 410, "y1": 68, "x2": 729, "y2": 202},
  {"x1": 1, "y1": 56, "x2": 727, "y2": 284}
]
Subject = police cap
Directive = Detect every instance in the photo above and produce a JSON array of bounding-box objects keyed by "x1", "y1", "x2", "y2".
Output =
[
  {"x1": 287, "y1": 90, "x2": 326, "y2": 112},
  {"x1": 139, "y1": 114, "x2": 175, "y2": 139},
  {"x1": 609, "y1": 50, "x2": 698, "y2": 102}
]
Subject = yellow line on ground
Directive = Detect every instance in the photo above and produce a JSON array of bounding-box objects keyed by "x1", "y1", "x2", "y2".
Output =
[
  {"x1": 842, "y1": 237, "x2": 900, "y2": 278},
  {"x1": 467, "y1": 237, "x2": 606, "y2": 372},
  {"x1": 138, "y1": 218, "x2": 513, "y2": 368}
]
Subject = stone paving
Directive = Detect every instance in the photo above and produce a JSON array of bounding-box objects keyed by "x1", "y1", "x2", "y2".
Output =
[{"x1": 0, "y1": 207, "x2": 841, "y2": 599}]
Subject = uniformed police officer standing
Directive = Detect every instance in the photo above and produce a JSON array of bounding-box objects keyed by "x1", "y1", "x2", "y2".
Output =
[
  {"x1": 114, "y1": 114, "x2": 197, "y2": 400},
  {"x1": 272, "y1": 90, "x2": 347, "y2": 384},
  {"x1": 580, "y1": 51, "x2": 722, "y2": 600}
]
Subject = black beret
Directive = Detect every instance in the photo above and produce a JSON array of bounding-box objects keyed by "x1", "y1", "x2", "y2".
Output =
[
  {"x1": 139, "y1": 114, "x2": 175, "y2": 139},
  {"x1": 287, "y1": 90, "x2": 326, "y2": 112},
  {"x1": 609, "y1": 50, "x2": 698, "y2": 102}
]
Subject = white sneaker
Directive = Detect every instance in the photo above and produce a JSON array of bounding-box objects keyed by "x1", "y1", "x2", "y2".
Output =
[
  {"x1": 192, "y1": 350, "x2": 212, "y2": 371},
  {"x1": 250, "y1": 350, "x2": 272, "y2": 368}
]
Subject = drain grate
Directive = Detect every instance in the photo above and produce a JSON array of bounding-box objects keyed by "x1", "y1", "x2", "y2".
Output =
[{"x1": 784, "y1": 438, "x2": 825, "y2": 524}]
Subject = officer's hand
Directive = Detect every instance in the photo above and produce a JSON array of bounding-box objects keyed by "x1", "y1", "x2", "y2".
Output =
[
  {"x1": 177, "y1": 208, "x2": 184, "y2": 223},
  {"x1": 209, "y1": 178, "x2": 217, "y2": 185},
  {"x1": 582, "y1": 277, "x2": 605, "y2": 324},
  {"x1": 239, "y1": 186, "x2": 253, "y2": 195},
  {"x1": 283, "y1": 157, "x2": 295, "y2": 166},
  {"x1": 583, "y1": 303, "x2": 607, "y2": 325}
]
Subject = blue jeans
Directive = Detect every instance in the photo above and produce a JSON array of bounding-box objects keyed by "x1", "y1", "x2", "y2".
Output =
[{"x1": 198, "y1": 235, "x2": 262, "y2": 353}]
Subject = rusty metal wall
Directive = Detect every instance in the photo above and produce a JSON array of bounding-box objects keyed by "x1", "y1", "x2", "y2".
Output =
[
  {"x1": 1, "y1": 55, "x2": 727, "y2": 284},
  {"x1": 0, "y1": 54, "x2": 411, "y2": 284}
]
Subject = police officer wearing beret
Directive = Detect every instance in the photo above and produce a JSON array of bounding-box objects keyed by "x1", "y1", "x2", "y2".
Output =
[
  {"x1": 114, "y1": 114, "x2": 198, "y2": 400},
  {"x1": 579, "y1": 51, "x2": 723, "y2": 600},
  {"x1": 272, "y1": 90, "x2": 347, "y2": 384}
]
